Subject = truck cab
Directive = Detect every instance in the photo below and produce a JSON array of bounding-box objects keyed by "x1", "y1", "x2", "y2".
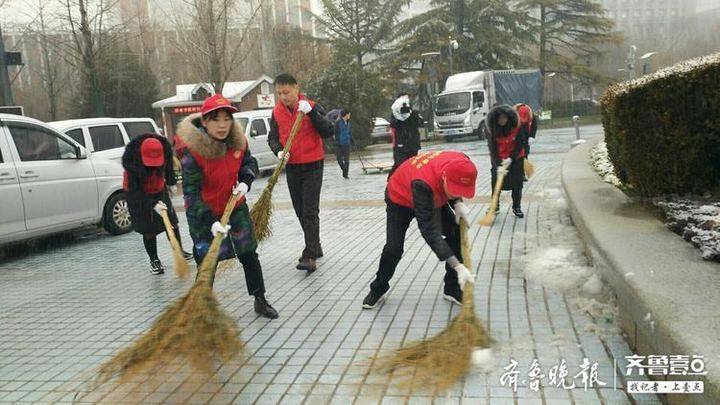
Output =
[
  {"x1": 434, "y1": 71, "x2": 494, "y2": 141},
  {"x1": 434, "y1": 88, "x2": 488, "y2": 141}
]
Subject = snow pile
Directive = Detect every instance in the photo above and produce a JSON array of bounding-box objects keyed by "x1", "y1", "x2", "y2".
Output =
[
  {"x1": 655, "y1": 199, "x2": 720, "y2": 262},
  {"x1": 590, "y1": 142, "x2": 622, "y2": 187},
  {"x1": 522, "y1": 187, "x2": 619, "y2": 336}
]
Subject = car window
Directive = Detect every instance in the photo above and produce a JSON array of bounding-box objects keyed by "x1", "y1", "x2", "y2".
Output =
[
  {"x1": 88, "y1": 125, "x2": 125, "y2": 152},
  {"x1": 9, "y1": 123, "x2": 77, "y2": 161},
  {"x1": 251, "y1": 119, "x2": 267, "y2": 137},
  {"x1": 237, "y1": 118, "x2": 249, "y2": 134},
  {"x1": 472, "y1": 91, "x2": 484, "y2": 108},
  {"x1": 123, "y1": 121, "x2": 156, "y2": 140},
  {"x1": 66, "y1": 128, "x2": 85, "y2": 147}
]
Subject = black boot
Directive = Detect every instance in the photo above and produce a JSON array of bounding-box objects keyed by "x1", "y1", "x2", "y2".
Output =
[{"x1": 254, "y1": 294, "x2": 279, "y2": 319}]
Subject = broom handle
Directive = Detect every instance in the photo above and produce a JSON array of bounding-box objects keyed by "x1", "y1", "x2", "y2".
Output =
[
  {"x1": 196, "y1": 192, "x2": 243, "y2": 286},
  {"x1": 158, "y1": 209, "x2": 190, "y2": 278},
  {"x1": 489, "y1": 168, "x2": 507, "y2": 212}
]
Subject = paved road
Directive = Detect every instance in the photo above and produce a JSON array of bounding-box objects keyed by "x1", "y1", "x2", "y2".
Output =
[{"x1": 0, "y1": 126, "x2": 662, "y2": 404}]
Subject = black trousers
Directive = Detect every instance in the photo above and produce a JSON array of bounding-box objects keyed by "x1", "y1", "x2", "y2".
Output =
[
  {"x1": 388, "y1": 149, "x2": 418, "y2": 177},
  {"x1": 286, "y1": 160, "x2": 324, "y2": 259},
  {"x1": 194, "y1": 251, "x2": 265, "y2": 295},
  {"x1": 336, "y1": 144, "x2": 350, "y2": 177},
  {"x1": 491, "y1": 157, "x2": 524, "y2": 209},
  {"x1": 370, "y1": 199, "x2": 462, "y2": 294}
]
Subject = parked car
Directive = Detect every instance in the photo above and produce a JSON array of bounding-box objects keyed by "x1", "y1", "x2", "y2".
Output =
[
  {"x1": 48, "y1": 117, "x2": 161, "y2": 162},
  {"x1": 371, "y1": 117, "x2": 392, "y2": 143},
  {"x1": 0, "y1": 114, "x2": 132, "y2": 246},
  {"x1": 233, "y1": 109, "x2": 279, "y2": 172}
]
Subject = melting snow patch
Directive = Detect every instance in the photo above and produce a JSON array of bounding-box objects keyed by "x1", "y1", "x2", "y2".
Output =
[
  {"x1": 655, "y1": 198, "x2": 720, "y2": 262},
  {"x1": 590, "y1": 142, "x2": 622, "y2": 187}
]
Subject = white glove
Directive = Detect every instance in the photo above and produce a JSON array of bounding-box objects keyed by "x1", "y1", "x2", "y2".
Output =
[
  {"x1": 453, "y1": 263, "x2": 475, "y2": 291},
  {"x1": 278, "y1": 151, "x2": 290, "y2": 161},
  {"x1": 232, "y1": 181, "x2": 249, "y2": 196},
  {"x1": 501, "y1": 157, "x2": 512, "y2": 169},
  {"x1": 529, "y1": 137, "x2": 536, "y2": 144},
  {"x1": 153, "y1": 201, "x2": 167, "y2": 214},
  {"x1": 169, "y1": 185, "x2": 180, "y2": 196},
  {"x1": 497, "y1": 166, "x2": 508, "y2": 176},
  {"x1": 297, "y1": 100, "x2": 312, "y2": 114},
  {"x1": 453, "y1": 201, "x2": 470, "y2": 225},
  {"x1": 211, "y1": 221, "x2": 231, "y2": 239}
]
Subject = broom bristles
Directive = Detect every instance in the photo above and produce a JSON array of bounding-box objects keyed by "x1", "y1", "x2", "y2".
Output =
[
  {"x1": 524, "y1": 159, "x2": 535, "y2": 178},
  {"x1": 372, "y1": 221, "x2": 490, "y2": 393},
  {"x1": 159, "y1": 210, "x2": 190, "y2": 279},
  {"x1": 95, "y1": 193, "x2": 246, "y2": 387},
  {"x1": 250, "y1": 112, "x2": 305, "y2": 242},
  {"x1": 478, "y1": 169, "x2": 507, "y2": 227}
]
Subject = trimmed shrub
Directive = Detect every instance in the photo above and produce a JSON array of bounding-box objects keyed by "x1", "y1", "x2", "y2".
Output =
[{"x1": 600, "y1": 52, "x2": 720, "y2": 197}]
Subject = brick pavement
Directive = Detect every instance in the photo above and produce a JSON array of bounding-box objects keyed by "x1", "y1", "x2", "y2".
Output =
[{"x1": 0, "y1": 126, "x2": 663, "y2": 404}]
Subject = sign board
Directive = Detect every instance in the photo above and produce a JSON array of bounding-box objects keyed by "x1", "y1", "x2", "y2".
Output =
[
  {"x1": 5, "y1": 52, "x2": 22, "y2": 66},
  {"x1": 171, "y1": 105, "x2": 203, "y2": 115},
  {"x1": 540, "y1": 110, "x2": 552, "y2": 121},
  {"x1": 0, "y1": 106, "x2": 24, "y2": 116},
  {"x1": 257, "y1": 94, "x2": 275, "y2": 108}
]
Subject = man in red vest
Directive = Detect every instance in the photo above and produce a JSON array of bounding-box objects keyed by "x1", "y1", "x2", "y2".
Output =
[
  {"x1": 268, "y1": 73, "x2": 335, "y2": 272},
  {"x1": 362, "y1": 150, "x2": 477, "y2": 309}
]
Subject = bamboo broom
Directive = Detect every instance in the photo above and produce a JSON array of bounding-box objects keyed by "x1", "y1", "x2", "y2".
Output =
[
  {"x1": 250, "y1": 112, "x2": 305, "y2": 242},
  {"x1": 372, "y1": 219, "x2": 490, "y2": 393},
  {"x1": 524, "y1": 159, "x2": 535, "y2": 178},
  {"x1": 478, "y1": 167, "x2": 508, "y2": 226},
  {"x1": 157, "y1": 209, "x2": 190, "y2": 279},
  {"x1": 95, "y1": 193, "x2": 244, "y2": 387}
]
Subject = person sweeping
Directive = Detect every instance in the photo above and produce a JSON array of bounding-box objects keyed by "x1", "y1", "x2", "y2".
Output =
[
  {"x1": 487, "y1": 105, "x2": 528, "y2": 218},
  {"x1": 175, "y1": 94, "x2": 278, "y2": 319},
  {"x1": 267, "y1": 73, "x2": 334, "y2": 273},
  {"x1": 122, "y1": 133, "x2": 192, "y2": 275},
  {"x1": 362, "y1": 150, "x2": 477, "y2": 309}
]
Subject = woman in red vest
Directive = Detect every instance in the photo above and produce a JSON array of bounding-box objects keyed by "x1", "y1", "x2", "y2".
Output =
[
  {"x1": 267, "y1": 73, "x2": 335, "y2": 273},
  {"x1": 175, "y1": 94, "x2": 278, "y2": 319},
  {"x1": 122, "y1": 134, "x2": 192, "y2": 275},
  {"x1": 487, "y1": 105, "x2": 528, "y2": 218},
  {"x1": 362, "y1": 150, "x2": 477, "y2": 309}
]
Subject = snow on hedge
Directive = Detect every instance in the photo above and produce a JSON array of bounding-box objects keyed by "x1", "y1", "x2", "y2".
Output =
[{"x1": 590, "y1": 141, "x2": 622, "y2": 187}]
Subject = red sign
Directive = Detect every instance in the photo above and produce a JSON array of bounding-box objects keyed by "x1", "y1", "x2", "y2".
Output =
[{"x1": 172, "y1": 105, "x2": 203, "y2": 114}]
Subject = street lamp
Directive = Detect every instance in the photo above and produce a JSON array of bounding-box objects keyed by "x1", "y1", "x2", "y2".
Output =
[
  {"x1": 640, "y1": 51, "x2": 658, "y2": 75},
  {"x1": 449, "y1": 39, "x2": 459, "y2": 75}
]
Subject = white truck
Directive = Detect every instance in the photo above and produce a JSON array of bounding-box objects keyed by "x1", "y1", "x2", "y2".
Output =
[{"x1": 433, "y1": 69, "x2": 542, "y2": 141}]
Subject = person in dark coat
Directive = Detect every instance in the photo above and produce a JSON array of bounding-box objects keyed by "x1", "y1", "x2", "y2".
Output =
[
  {"x1": 388, "y1": 94, "x2": 422, "y2": 175},
  {"x1": 486, "y1": 105, "x2": 528, "y2": 218},
  {"x1": 515, "y1": 103, "x2": 538, "y2": 154},
  {"x1": 122, "y1": 133, "x2": 192, "y2": 275},
  {"x1": 334, "y1": 109, "x2": 353, "y2": 179}
]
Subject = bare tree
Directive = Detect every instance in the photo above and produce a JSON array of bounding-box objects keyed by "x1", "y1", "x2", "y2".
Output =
[
  {"x1": 55, "y1": 0, "x2": 121, "y2": 117},
  {"x1": 161, "y1": 0, "x2": 266, "y2": 93}
]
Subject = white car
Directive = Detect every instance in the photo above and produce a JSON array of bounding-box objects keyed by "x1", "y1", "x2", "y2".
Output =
[
  {"x1": 0, "y1": 113, "x2": 131, "y2": 246},
  {"x1": 371, "y1": 117, "x2": 392, "y2": 143},
  {"x1": 49, "y1": 117, "x2": 161, "y2": 162},
  {"x1": 233, "y1": 109, "x2": 279, "y2": 172}
]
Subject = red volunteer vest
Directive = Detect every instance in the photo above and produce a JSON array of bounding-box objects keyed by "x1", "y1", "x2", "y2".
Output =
[
  {"x1": 123, "y1": 171, "x2": 165, "y2": 194},
  {"x1": 176, "y1": 138, "x2": 247, "y2": 217},
  {"x1": 273, "y1": 95, "x2": 324, "y2": 164},
  {"x1": 387, "y1": 150, "x2": 467, "y2": 209},
  {"x1": 496, "y1": 127, "x2": 526, "y2": 160}
]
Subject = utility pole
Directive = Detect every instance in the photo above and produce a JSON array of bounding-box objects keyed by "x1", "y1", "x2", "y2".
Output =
[{"x1": 0, "y1": 25, "x2": 15, "y2": 106}]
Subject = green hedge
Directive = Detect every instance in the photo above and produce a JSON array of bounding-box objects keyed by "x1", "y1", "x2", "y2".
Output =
[{"x1": 600, "y1": 53, "x2": 720, "y2": 197}]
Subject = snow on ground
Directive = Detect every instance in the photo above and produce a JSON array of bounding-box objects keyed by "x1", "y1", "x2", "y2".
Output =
[
  {"x1": 521, "y1": 187, "x2": 619, "y2": 336},
  {"x1": 589, "y1": 141, "x2": 622, "y2": 187},
  {"x1": 655, "y1": 199, "x2": 720, "y2": 262}
]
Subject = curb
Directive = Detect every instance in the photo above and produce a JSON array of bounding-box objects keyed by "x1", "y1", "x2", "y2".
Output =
[{"x1": 561, "y1": 137, "x2": 720, "y2": 404}]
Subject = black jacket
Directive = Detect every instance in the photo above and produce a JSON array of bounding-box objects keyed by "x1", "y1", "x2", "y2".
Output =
[
  {"x1": 267, "y1": 102, "x2": 335, "y2": 156},
  {"x1": 390, "y1": 111, "x2": 422, "y2": 159},
  {"x1": 409, "y1": 180, "x2": 459, "y2": 266}
]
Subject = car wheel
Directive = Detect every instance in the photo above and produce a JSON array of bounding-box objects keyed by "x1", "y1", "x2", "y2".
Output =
[
  {"x1": 476, "y1": 122, "x2": 486, "y2": 140},
  {"x1": 103, "y1": 193, "x2": 132, "y2": 235}
]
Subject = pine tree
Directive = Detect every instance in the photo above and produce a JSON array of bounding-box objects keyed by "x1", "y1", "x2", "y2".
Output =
[{"x1": 518, "y1": 0, "x2": 618, "y2": 87}]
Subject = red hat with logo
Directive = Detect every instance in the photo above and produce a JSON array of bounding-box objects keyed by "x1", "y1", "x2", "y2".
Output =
[
  {"x1": 201, "y1": 93, "x2": 239, "y2": 116},
  {"x1": 140, "y1": 137, "x2": 165, "y2": 167},
  {"x1": 516, "y1": 103, "x2": 533, "y2": 123},
  {"x1": 443, "y1": 156, "x2": 477, "y2": 199}
]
